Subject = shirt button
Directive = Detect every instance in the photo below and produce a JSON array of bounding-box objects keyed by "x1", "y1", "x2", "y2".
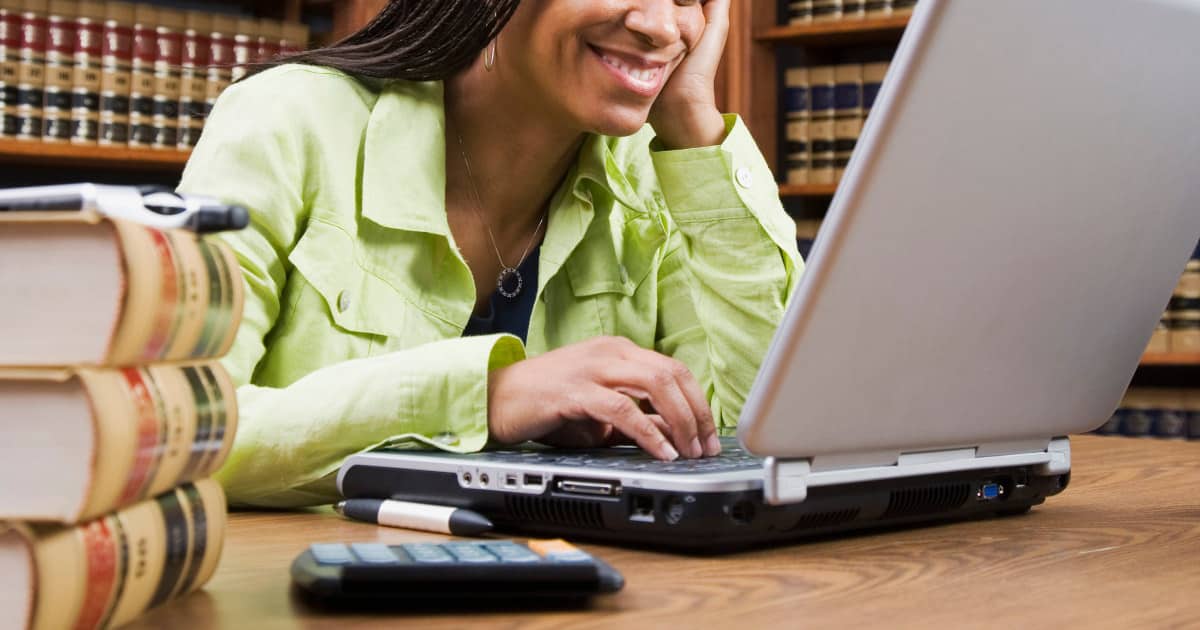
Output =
[
  {"x1": 735, "y1": 167, "x2": 754, "y2": 189},
  {"x1": 337, "y1": 290, "x2": 351, "y2": 313},
  {"x1": 618, "y1": 265, "x2": 630, "y2": 285}
]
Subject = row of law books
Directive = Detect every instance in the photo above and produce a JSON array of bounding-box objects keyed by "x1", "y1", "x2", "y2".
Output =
[
  {"x1": 1145, "y1": 241, "x2": 1200, "y2": 355},
  {"x1": 784, "y1": 60, "x2": 891, "y2": 186},
  {"x1": 787, "y1": 0, "x2": 917, "y2": 24},
  {"x1": 0, "y1": 0, "x2": 309, "y2": 151},
  {"x1": 0, "y1": 186, "x2": 246, "y2": 629},
  {"x1": 1094, "y1": 388, "x2": 1200, "y2": 441}
]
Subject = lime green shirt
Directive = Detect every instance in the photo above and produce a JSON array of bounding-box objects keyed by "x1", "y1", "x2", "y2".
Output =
[{"x1": 178, "y1": 65, "x2": 802, "y2": 508}]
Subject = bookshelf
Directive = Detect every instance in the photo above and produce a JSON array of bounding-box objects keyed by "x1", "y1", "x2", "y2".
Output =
[
  {"x1": 1141, "y1": 353, "x2": 1200, "y2": 367},
  {"x1": 0, "y1": 139, "x2": 190, "y2": 172},
  {"x1": 757, "y1": 15, "x2": 911, "y2": 47}
]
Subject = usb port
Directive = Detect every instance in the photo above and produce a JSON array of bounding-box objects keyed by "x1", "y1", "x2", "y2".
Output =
[
  {"x1": 557, "y1": 479, "x2": 620, "y2": 497},
  {"x1": 523, "y1": 474, "x2": 544, "y2": 487}
]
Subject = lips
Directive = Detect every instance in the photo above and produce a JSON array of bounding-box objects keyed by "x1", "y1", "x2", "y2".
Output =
[{"x1": 589, "y1": 44, "x2": 669, "y2": 97}]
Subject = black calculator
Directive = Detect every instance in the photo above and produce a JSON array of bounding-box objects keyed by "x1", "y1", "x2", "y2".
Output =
[{"x1": 291, "y1": 539, "x2": 625, "y2": 607}]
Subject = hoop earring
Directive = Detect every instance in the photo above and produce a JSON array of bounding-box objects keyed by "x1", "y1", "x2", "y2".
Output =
[{"x1": 484, "y1": 39, "x2": 498, "y2": 71}]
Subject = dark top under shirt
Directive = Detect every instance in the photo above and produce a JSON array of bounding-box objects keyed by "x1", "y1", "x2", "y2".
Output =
[{"x1": 462, "y1": 246, "x2": 540, "y2": 344}]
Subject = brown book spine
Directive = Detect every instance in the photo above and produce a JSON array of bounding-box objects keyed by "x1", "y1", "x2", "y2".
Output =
[
  {"x1": 126, "y1": 3, "x2": 152, "y2": 146},
  {"x1": 97, "y1": 0, "x2": 131, "y2": 145},
  {"x1": 1, "y1": 3, "x2": 19, "y2": 138},
  {"x1": 67, "y1": 0, "x2": 99, "y2": 143},
  {"x1": 40, "y1": 0, "x2": 73, "y2": 142},
  {"x1": 204, "y1": 15, "x2": 234, "y2": 116},
  {"x1": 176, "y1": 11, "x2": 207, "y2": 148},
  {"x1": 25, "y1": 480, "x2": 227, "y2": 630},
  {"x1": 75, "y1": 362, "x2": 237, "y2": 520},
  {"x1": 14, "y1": 0, "x2": 47, "y2": 140},
  {"x1": 106, "y1": 220, "x2": 245, "y2": 365},
  {"x1": 150, "y1": 8, "x2": 180, "y2": 149}
]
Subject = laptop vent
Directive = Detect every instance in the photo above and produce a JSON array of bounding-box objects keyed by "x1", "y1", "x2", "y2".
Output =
[
  {"x1": 785, "y1": 508, "x2": 861, "y2": 532},
  {"x1": 883, "y1": 483, "x2": 971, "y2": 518},
  {"x1": 505, "y1": 495, "x2": 605, "y2": 529}
]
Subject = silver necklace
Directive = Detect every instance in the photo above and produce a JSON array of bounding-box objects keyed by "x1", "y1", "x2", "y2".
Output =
[{"x1": 455, "y1": 131, "x2": 546, "y2": 299}]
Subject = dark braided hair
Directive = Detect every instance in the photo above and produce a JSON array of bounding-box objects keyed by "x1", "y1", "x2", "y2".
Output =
[{"x1": 260, "y1": 0, "x2": 522, "y2": 81}]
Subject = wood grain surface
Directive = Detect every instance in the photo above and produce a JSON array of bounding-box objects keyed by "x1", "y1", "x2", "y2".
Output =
[{"x1": 125, "y1": 436, "x2": 1200, "y2": 629}]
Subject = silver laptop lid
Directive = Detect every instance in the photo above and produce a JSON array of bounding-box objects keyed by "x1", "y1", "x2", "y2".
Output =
[{"x1": 739, "y1": 0, "x2": 1200, "y2": 460}]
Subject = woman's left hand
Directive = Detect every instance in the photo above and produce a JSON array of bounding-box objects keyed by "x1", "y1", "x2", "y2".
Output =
[{"x1": 649, "y1": 0, "x2": 731, "y2": 150}]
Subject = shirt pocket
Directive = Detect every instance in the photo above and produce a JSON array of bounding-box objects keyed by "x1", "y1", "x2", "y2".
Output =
[{"x1": 284, "y1": 218, "x2": 417, "y2": 354}]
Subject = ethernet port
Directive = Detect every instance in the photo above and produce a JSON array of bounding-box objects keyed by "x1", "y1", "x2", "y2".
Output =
[{"x1": 629, "y1": 494, "x2": 655, "y2": 523}]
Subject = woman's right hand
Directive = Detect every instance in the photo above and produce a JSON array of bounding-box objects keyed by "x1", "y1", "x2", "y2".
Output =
[{"x1": 486, "y1": 336, "x2": 722, "y2": 460}]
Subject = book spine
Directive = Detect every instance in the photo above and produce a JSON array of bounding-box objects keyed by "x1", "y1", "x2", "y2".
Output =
[
  {"x1": 177, "y1": 15, "x2": 208, "y2": 149},
  {"x1": 842, "y1": 0, "x2": 865, "y2": 20},
  {"x1": 15, "y1": 3, "x2": 47, "y2": 140},
  {"x1": 862, "y1": 61, "x2": 889, "y2": 120},
  {"x1": 77, "y1": 362, "x2": 237, "y2": 520},
  {"x1": 127, "y1": 7, "x2": 154, "y2": 147},
  {"x1": 68, "y1": 3, "x2": 101, "y2": 144},
  {"x1": 788, "y1": 1, "x2": 813, "y2": 25},
  {"x1": 1, "y1": 5, "x2": 18, "y2": 138},
  {"x1": 29, "y1": 480, "x2": 227, "y2": 630},
  {"x1": 41, "y1": 0, "x2": 74, "y2": 143},
  {"x1": 205, "y1": 21, "x2": 234, "y2": 116},
  {"x1": 256, "y1": 18, "x2": 279, "y2": 64},
  {"x1": 892, "y1": 0, "x2": 917, "y2": 17},
  {"x1": 812, "y1": 0, "x2": 841, "y2": 23},
  {"x1": 833, "y1": 63, "x2": 863, "y2": 181},
  {"x1": 865, "y1": 0, "x2": 890, "y2": 19},
  {"x1": 151, "y1": 10, "x2": 181, "y2": 150},
  {"x1": 98, "y1": 7, "x2": 131, "y2": 145},
  {"x1": 809, "y1": 65, "x2": 836, "y2": 185},
  {"x1": 107, "y1": 221, "x2": 245, "y2": 365},
  {"x1": 784, "y1": 66, "x2": 810, "y2": 186},
  {"x1": 230, "y1": 17, "x2": 254, "y2": 84}
]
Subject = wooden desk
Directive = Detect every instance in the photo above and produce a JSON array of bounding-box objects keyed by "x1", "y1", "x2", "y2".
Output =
[{"x1": 126, "y1": 436, "x2": 1200, "y2": 629}]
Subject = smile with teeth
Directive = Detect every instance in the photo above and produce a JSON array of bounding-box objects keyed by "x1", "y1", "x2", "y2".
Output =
[{"x1": 594, "y1": 48, "x2": 665, "y2": 90}]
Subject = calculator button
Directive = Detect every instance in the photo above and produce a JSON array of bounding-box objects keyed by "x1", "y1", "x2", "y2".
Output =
[
  {"x1": 443, "y1": 542, "x2": 500, "y2": 563},
  {"x1": 401, "y1": 543, "x2": 454, "y2": 564},
  {"x1": 350, "y1": 543, "x2": 400, "y2": 564},
  {"x1": 484, "y1": 542, "x2": 541, "y2": 563},
  {"x1": 527, "y1": 539, "x2": 594, "y2": 563},
  {"x1": 310, "y1": 544, "x2": 355, "y2": 565}
]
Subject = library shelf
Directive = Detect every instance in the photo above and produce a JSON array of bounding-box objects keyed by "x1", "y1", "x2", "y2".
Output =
[
  {"x1": 0, "y1": 139, "x2": 190, "y2": 172},
  {"x1": 756, "y1": 15, "x2": 911, "y2": 47},
  {"x1": 780, "y1": 183, "x2": 839, "y2": 197},
  {"x1": 1140, "y1": 352, "x2": 1200, "y2": 367}
]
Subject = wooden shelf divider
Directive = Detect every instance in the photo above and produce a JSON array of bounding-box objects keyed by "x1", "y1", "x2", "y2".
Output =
[
  {"x1": 1140, "y1": 352, "x2": 1200, "y2": 367},
  {"x1": 780, "y1": 183, "x2": 840, "y2": 197},
  {"x1": 757, "y1": 15, "x2": 911, "y2": 46},
  {"x1": 0, "y1": 139, "x2": 190, "y2": 172}
]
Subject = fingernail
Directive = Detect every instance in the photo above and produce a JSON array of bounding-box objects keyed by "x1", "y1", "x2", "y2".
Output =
[
  {"x1": 662, "y1": 442, "x2": 680, "y2": 461},
  {"x1": 689, "y1": 437, "x2": 703, "y2": 459},
  {"x1": 705, "y1": 433, "x2": 722, "y2": 456}
]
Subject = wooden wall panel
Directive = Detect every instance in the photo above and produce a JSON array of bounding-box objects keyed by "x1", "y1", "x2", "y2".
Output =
[{"x1": 332, "y1": 0, "x2": 388, "y2": 40}]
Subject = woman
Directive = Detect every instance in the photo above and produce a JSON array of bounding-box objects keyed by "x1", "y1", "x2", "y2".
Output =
[{"x1": 179, "y1": 0, "x2": 802, "y2": 508}]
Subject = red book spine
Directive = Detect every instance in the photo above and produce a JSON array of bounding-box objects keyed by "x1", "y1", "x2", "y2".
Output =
[
  {"x1": 1, "y1": 8, "x2": 20, "y2": 138},
  {"x1": 177, "y1": 28, "x2": 208, "y2": 148},
  {"x1": 151, "y1": 26, "x2": 181, "y2": 149},
  {"x1": 205, "y1": 32, "x2": 233, "y2": 116},
  {"x1": 15, "y1": 12, "x2": 47, "y2": 140},
  {"x1": 42, "y1": 10, "x2": 75, "y2": 142},
  {"x1": 98, "y1": 20, "x2": 131, "y2": 144},
  {"x1": 128, "y1": 19, "x2": 155, "y2": 146},
  {"x1": 70, "y1": 14, "x2": 103, "y2": 144}
]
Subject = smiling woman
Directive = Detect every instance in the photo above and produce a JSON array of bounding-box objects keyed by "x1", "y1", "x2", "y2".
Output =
[{"x1": 177, "y1": 0, "x2": 803, "y2": 508}]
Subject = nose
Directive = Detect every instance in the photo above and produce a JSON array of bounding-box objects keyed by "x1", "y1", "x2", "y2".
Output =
[{"x1": 625, "y1": 0, "x2": 682, "y2": 48}]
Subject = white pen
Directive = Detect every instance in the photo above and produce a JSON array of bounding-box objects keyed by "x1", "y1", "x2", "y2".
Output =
[{"x1": 334, "y1": 499, "x2": 494, "y2": 536}]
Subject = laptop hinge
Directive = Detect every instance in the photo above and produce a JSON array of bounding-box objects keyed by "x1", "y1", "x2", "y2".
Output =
[{"x1": 763, "y1": 437, "x2": 1072, "y2": 506}]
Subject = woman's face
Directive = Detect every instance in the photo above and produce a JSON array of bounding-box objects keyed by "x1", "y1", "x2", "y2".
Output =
[{"x1": 499, "y1": 0, "x2": 708, "y2": 136}]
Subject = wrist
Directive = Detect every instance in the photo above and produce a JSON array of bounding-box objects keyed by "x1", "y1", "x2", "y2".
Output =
[{"x1": 653, "y1": 106, "x2": 727, "y2": 150}]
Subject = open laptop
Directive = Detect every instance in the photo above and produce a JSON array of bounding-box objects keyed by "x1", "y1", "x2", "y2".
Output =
[{"x1": 338, "y1": 0, "x2": 1200, "y2": 550}]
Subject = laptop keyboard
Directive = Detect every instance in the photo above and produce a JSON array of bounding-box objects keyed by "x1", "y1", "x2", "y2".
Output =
[{"x1": 475, "y1": 437, "x2": 762, "y2": 474}]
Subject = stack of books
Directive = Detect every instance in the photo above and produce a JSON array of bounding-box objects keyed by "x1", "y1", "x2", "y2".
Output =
[
  {"x1": 0, "y1": 193, "x2": 245, "y2": 628},
  {"x1": 788, "y1": 0, "x2": 917, "y2": 25},
  {"x1": 1145, "y1": 240, "x2": 1200, "y2": 355},
  {"x1": 785, "y1": 59, "x2": 890, "y2": 186},
  {"x1": 1095, "y1": 388, "x2": 1200, "y2": 441},
  {"x1": 0, "y1": 0, "x2": 309, "y2": 150},
  {"x1": 796, "y1": 219, "x2": 823, "y2": 261}
]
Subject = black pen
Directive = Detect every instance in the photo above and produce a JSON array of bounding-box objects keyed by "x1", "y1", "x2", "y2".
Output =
[{"x1": 335, "y1": 499, "x2": 494, "y2": 536}]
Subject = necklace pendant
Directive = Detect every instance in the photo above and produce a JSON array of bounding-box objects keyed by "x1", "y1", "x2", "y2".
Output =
[{"x1": 497, "y1": 267, "x2": 523, "y2": 299}]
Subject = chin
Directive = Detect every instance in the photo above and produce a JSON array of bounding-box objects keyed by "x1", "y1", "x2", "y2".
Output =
[{"x1": 586, "y1": 106, "x2": 653, "y2": 137}]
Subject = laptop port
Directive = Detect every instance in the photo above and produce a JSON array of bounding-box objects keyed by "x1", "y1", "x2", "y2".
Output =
[
  {"x1": 976, "y1": 480, "x2": 1008, "y2": 501},
  {"x1": 523, "y1": 474, "x2": 544, "y2": 487},
  {"x1": 629, "y1": 494, "x2": 655, "y2": 523},
  {"x1": 504, "y1": 474, "x2": 518, "y2": 488},
  {"x1": 556, "y1": 478, "x2": 621, "y2": 497}
]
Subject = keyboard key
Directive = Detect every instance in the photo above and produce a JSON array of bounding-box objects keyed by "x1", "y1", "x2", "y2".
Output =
[
  {"x1": 484, "y1": 542, "x2": 541, "y2": 563},
  {"x1": 350, "y1": 543, "x2": 400, "y2": 564},
  {"x1": 310, "y1": 544, "x2": 355, "y2": 565},
  {"x1": 443, "y1": 542, "x2": 500, "y2": 563},
  {"x1": 401, "y1": 543, "x2": 454, "y2": 564}
]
